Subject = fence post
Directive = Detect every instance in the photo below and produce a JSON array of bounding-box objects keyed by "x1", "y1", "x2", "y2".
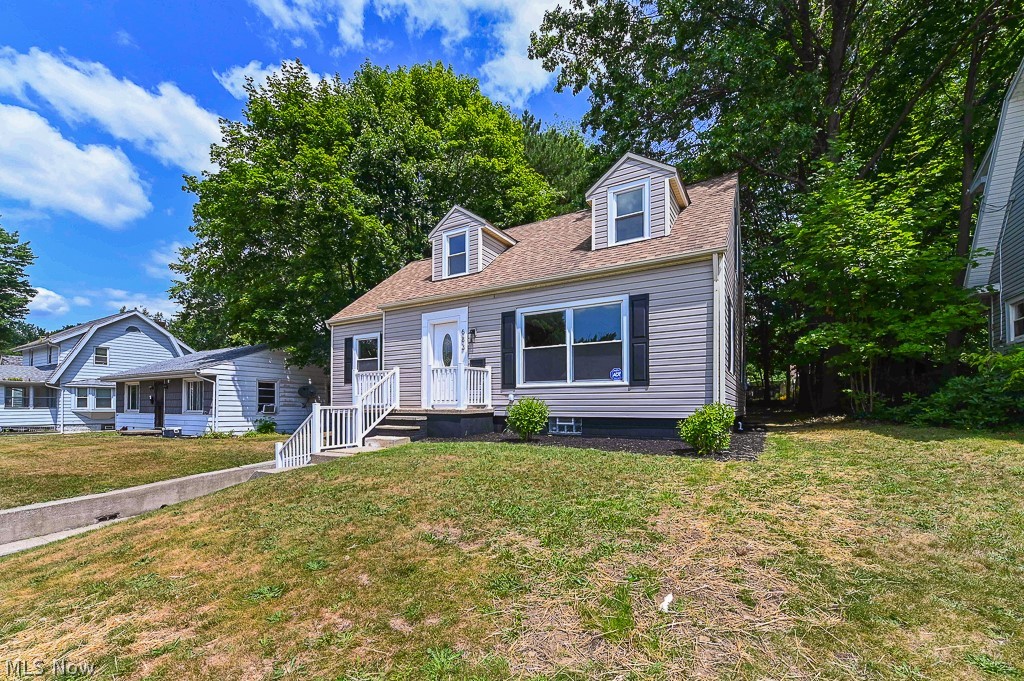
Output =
[
  {"x1": 484, "y1": 367, "x2": 492, "y2": 408},
  {"x1": 274, "y1": 441, "x2": 283, "y2": 468},
  {"x1": 311, "y1": 403, "x2": 322, "y2": 454}
]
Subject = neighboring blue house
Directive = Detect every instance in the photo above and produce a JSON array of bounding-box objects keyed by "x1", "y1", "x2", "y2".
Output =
[{"x1": 0, "y1": 311, "x2": 191, "y2": 433}]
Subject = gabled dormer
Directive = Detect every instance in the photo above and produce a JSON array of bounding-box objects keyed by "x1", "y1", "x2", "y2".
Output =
[
  {"x1": 586, "y1": 153, "x2": 690, "y2": 250},
  {"x1": 429, "y1": 206, "x2": 517, "y2": 281}
]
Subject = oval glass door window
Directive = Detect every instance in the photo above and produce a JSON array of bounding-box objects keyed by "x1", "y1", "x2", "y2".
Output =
[{"x1": 442, "y1": 334, "x2": 454, "y2": 366}]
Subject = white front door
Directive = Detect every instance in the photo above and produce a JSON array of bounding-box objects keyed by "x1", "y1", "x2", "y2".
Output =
[{"x1": 429, "y1": 320, "x2": 461, "y2": 406}]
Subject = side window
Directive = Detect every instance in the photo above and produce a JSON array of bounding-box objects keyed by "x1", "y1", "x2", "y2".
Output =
[
  {"x1": 257, "y1": 382, "x2": 277, "y2": 413},
  {"x1": 610, "y1": 183, "x2": 648, "y2": 244},
  {"x1": 126, "y1": 383, "x2": 140, "y2": 411},
  {"x1": 94, "y1": 347, "x2": 109, "y2": 366},
  {"x1": 184, "y1": 380, "x2": 204, "y2": 412},
  {"x1": 75, "y1": 387, "x2": 89, "y2": 409},
  {"x1": 354, "y1": 335, "x2": 381, "y2": 373}
]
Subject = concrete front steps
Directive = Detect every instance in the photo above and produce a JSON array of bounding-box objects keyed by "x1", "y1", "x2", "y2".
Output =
[{"x1": 369, "y1": 412, "x2": 429, "y2": 441}]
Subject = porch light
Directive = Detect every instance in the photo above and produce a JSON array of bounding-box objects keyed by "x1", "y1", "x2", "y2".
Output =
[{"x1": 468, "y1": 328, "x2": 477, "y2": 344}]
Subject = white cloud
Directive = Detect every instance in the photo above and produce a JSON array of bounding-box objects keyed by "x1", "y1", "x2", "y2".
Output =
[
  {"x1": 244, "y1": 0, "x2": 558, "y2": 108},
  {"x1": 0, "y1": 47, "x2": 221, "y2": 173},
  {"x1": 100, "y1": 288, "x2": 179, "y2": 318},
  {"x1": 0, "y1": 104, "x2": 151, "y2": 228},
  {"x1": 114, "y1": 30, "x2": 138, "y2": 48},
  {"x1": 29, "y1": 287, "x2": 71, "y2": 316},
  {"x1": 144, "y1": 241, "x2": 185, "y2": 279},
  {"x1": 71, "y1": 296, "x2": 92, "y2": 306},
  {"x1": 214, "y1": 60, "x2": 329, "y2": 100}
]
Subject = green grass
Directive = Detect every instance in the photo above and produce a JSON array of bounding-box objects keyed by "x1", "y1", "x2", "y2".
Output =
[
  {"x1": 0, "y1": 432, "x2": 280, "y2": 508},
  {"x1": 0, "y1": 423, "x2": 1022, "y2": 679}
]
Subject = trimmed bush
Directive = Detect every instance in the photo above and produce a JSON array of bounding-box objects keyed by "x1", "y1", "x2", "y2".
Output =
[
  {"x1": 677, "y1": 403, "x2": 735, "y2": 455},
  {"x1": 506, "y1": 397, "x2": 549, "y2": 441}
]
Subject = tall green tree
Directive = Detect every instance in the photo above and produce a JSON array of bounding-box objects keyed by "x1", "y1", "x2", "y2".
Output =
[
  {"x1": 521, "y1": 112, "x2": 606, "y2": 214},
  {"x1": 0, "y1": 221, "x2": 36, "y2": 352},
  {"x1": 531, "y1": 0, "x2": 1022, "y2": 409},
  {"x1": 172, "y1": 61, "x2": 557, "y2": 366}
]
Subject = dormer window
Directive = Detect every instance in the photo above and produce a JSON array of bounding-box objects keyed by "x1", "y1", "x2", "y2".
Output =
[
  {"x1": 609, "y1": 180, "x2": 650, "y2": 245},
  {"x1": 445, "y1": 230, "x2": 468, "y2": 277}
]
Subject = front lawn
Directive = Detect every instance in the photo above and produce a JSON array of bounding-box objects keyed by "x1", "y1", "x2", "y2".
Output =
[
  {"x1": 0, "y1": 432, "x2": 279, "y2": 509},
  {"x1": 1, "y1": 424, "x2": 1022, "y2": 679}
]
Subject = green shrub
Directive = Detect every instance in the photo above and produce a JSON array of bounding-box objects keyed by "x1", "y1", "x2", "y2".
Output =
[
  {"x1": 253, "y1": 417, "x2": 278, "y2": 435},
  {"x1": 677, "y1": 403, "x2": 735, "y2": 455},
  {"x1": 199, "y1": 429, "x2": 232, "y2": 439},
  {"x1": 506, "y1": 397, "x2": 549, "y2": 441},
  {"x1": 881, "y1": 349, "x2": 1024, "y2": 429}
]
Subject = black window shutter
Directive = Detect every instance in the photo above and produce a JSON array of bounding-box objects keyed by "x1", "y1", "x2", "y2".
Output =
[
  {"x1": 343, "y1": 337, "x2": 353, "y2": 385},
  {"x1": 501, "y1": 311, "x2": 516, "y2": 389},
  {"x1": 629, "y1": 294, "x2": 649, "y2": 386}
]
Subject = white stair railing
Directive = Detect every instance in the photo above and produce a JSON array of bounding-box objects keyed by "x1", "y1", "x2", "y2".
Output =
[
  {"x1": 464, "y1": 366, "x2": 492, "y2": 407},
  {"x1": 275, "y1": 367, "x2": 400, "y2": 469}
]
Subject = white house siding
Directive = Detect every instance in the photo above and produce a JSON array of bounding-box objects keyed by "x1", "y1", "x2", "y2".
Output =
[
  {"x1": 591, "y1": 157, "x2": 677, "y2": 249},
  {"x1": 430, "y1": 210, "x2": 483, "y2": 280},
  {"x1": 480, "y1": 231, "x2": 507, "y2": 269},
  {"x1": 57, "y1": 318, "x2": 183, "y2": 431},
  {"x1": 330, "y1": 318, "x2": 383, "y2": 402},
  {"x1": 207, "y1": 350, "x2": 327, "y2": 434},
  {"x1": 377, "y1": 259, "x2": 715, "y2": 419},
  {"x1": 969, "y1": 76, "x2": 1024, "y2": 289}
]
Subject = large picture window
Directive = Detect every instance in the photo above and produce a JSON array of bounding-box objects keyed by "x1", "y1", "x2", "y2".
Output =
[
  {"x1": 610, "y1": 181, "x2": 648, "y2": 244},
  {"x1": 445, "y1": 231, "x2": 468, "y2": 277},
  {"x1": 519, "y1": 298, "x2": 627, "y2": 385},
  {"x1": 354, "y1": 334, "x2": 381, "y2": 373},
  {"x1": 184, "y1": 380, "x2": 204, "y2": 413}
]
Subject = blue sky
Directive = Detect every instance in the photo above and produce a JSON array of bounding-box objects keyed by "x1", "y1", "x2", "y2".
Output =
[{"x1": 1, "y1": 0, "x2": 587, "y2": 330}]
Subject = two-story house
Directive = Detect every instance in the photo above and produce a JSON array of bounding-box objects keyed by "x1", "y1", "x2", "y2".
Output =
[
  {"x1": 0, "y1": 311, "x2": 192, "y2": 432},
  {"x1": 298, "y1": 152, "x2": 742, "y2": 456}
]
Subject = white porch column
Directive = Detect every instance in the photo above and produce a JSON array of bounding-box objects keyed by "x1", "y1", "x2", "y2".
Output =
[
  {"x1": 456, "y1": 365, "x2": 467, "y2": 409},
  {"x1": 311, "y1": 403, "x2": 322, "y2": 454}
]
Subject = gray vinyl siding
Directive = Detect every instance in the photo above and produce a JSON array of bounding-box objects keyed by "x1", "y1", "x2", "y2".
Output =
[
  {"x1": 481, "y1": 232, "x2": 507, "y2": 269},
  {"x1": 430, "y1": 210, "x2": 484, "y2": 280},
  {"x1": 997, "y1": 141, "x2": 1024, "y2": 347},
  {"x1": 382, "y1": 259, "x2": 715, "y2": 419},
  {"x1": 721, "y1": 193, "x2": 744, "y2": 414},
  {"x1": 330, "y1": 318, "x2": 384, "y2": 402},
  {"x1": 969, "y1": 80, "x2": 1024, "y2": 288},
  {"x1": 591, "y1": 157, "x2": 677, "y2": 249}
]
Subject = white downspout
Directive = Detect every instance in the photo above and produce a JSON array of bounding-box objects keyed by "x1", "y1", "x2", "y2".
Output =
[
  {"x1": 712, "y1": 252, "x2": 722, "y2": 404},
  {"x1": 194, "y1": 372, "x2": 217, "y2": 432}
]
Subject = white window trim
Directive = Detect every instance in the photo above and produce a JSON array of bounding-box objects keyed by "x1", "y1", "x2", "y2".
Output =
[
  {"x1": 443, "y1": 227, "x2": 471, "y2": 278},
  {"x1": 94, "y1": 346, "x2": 109, "y2": 366},
  {"x1": 74, "y1": 387, "x2": 91, "y2": 410},
  {"x1": 125, "y1": 382, "x2": 141, "y2": 413},
  {"x1": 183, "y1": 379, "x2": 205, "y2": 414},
  {"x1": 1008, "y1": 296, "x2": 1024, "y2": 343},
  {"x1": 257, "y1": 380, "x2": 278, "y2": 414},
  {"x1": 94, "y1": 386, "x2": 114, "y2": 410},
  {"x1": 352, "y1": 332, "x2": 382, "y2": 375},
  {"x1": 3, "y1": 385, "x2": 30, "y2": 409},
  {"x1": 607, "y1": 179, "x2": 651, "y2": 246},
  {"x1": 516, "y1": 294, "x2": 629, "y2": 388}
]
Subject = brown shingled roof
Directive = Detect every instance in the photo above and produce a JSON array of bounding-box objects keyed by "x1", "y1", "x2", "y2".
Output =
[{"x1": 329, "y1": 172, "x2": 738, "y2": 323}]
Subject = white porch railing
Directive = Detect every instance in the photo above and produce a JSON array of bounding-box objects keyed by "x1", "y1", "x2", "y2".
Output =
[
  {"x1": 465, "y1": 366, "x2": 492, "y2": 407},
  {"x1": 429, "y1": 365, "x2": 492, "y2": 408},
  {"x1": 354, "y1": 370, "x2": 390, "y2": 402},
  {"x1": 275, "y1": 367, "x2": 400, "y2": 469}
]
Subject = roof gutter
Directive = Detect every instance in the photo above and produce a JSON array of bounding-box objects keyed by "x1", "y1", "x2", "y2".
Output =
[{"x1": 327, "y1": 245, "x2": 722, "y2": 325}]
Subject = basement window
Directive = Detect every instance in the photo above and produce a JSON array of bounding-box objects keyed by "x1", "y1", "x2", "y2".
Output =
[{"x1": 549, "y1": 417, "x2": 582, "y2": 436}]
